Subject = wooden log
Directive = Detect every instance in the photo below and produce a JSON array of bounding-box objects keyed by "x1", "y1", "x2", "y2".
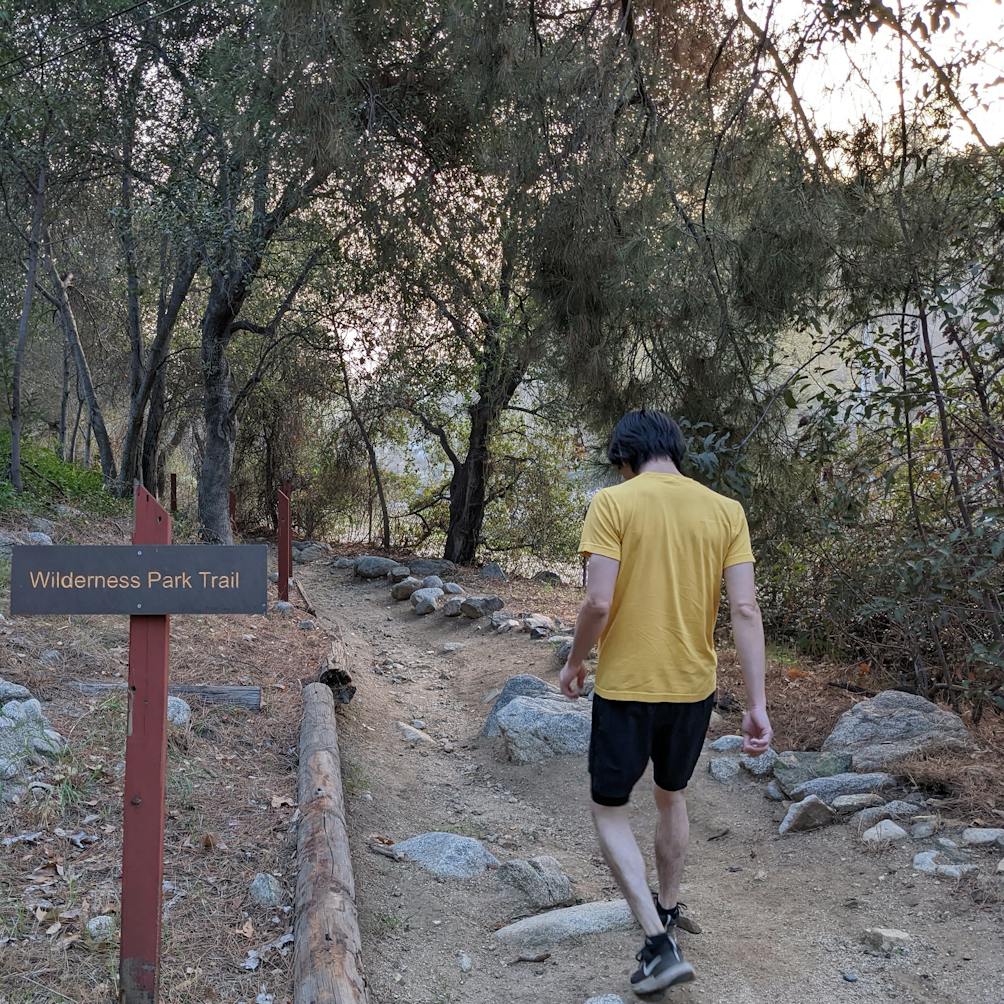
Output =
[
  {"x1": 317, "y1": 620, "x2": 355, "y2": 704},
  {"x1": 293, "y1": 574, "x2": 316, "y2": 616},
  {"x1": 68, "y1": 681, "x2": 262, "y2": 711},
  {"x1": 294, "y1": 683, "x2": 369, "y2": 1004}
]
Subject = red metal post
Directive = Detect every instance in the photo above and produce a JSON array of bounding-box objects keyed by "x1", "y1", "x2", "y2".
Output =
[
  {"x1": 169, "y1": 474, "x2": 177, "y2": 514},
  {"x1": 120, "y1": 486, "x2": 171, "y2": 1003},
  {"x1": 277, "y1": 483, "x2": 291, "y2": 602}
]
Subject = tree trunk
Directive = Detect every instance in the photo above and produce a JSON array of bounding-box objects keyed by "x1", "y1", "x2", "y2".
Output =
[
  {"x1": 443, "y1": 406, "x2": 492, "y2": 565},
  {"x1": 10, "y1": 162, "x2": 46, "y2": 493},
  {"x1": 44, "y1": 239, "x2": 117, "y2": 487},
  {"x1": 141, "y1": 361, "x2": 168, "y2": 490},
  {"x1": 59, "y1": 341, "x2": 71, "y2": 459}
]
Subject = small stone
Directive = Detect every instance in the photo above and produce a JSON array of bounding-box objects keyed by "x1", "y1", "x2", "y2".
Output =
[
  {"x1": 841, "y1": 971, "x2": 859, "y2": 983},
  {"x1": 397, "y1": 722, "x2": 436, "y2": 746},
  {"x1": 910, "y1": 819, "x2": 938, "y2": 839},
  {"x1": 461, "y1": 595, "x2": 505, "y2": 619},
  {"x1": 740, "y1": 748, "x2": 778, "y2": 776},
  {"x1": 532, "y1": 570, "x2": 563, "y2": 586},
  {"x1": 442, "y1": 597, "x2": 464, "y2": 617},
  {"x1": 441, "y1": 642, "x2": 465, "y2": 653},
  {"x1": 861, "y1": 819, "x2": 909, "y2": 844},
  {"x1": 935, "y1": 836, "x2": 958, "y2": 850},
  {"x1": 298, "y1": 619, "x2": 317, "y2": 631},
  {"x1": 584, "y1": 997, "x2": 625, "y2": 1004},
  {"x1": 496, "y1": 618, "x2": 522, "y2": 633},
  {"x1": 529, "y1": 626, "x2": 549, "y2": 640},
  {"x1": 480, "y1": 561, "x2": 507, "y2": 581},
  {"x1": 39, "y1": 649, "x2": 62, "y2": 666},
  {"x1": 831, "y1": 793, "x2": 886, "y2": 814},
  {"x1": 388, "y1": 565, "x2": 412, "y2": 582},
  {"x1": 457, "y1": 952, "x2": 473, "y2": 973},
  {"x1": 443, "y1": 582, "x2": 465, "y2": 594},
  {"x1": 411, "y1": 720, "x2": 426, "y2": 730},
  {"x1": 249, "y1": 873, "x2": 283, "y2": 908},
  {"x1": 268, "y1": 571, "x2": 279, "y2": 583},
  {"x1": 709, "y1": 735, "x2": 744, "y2": 752},
  {"x1": 272, "y1": 601, "x2": 294, "y2": 615},
  {"x1": 764, "y1": 780, "x2": 785, "y2": 801},
  {"x1": 86, "y1": 914, "x2": 116, "y2": 943},
  {"x1": 778, "y1": 795, "x2": 835, "y2": 835},
  {"x1": 411, "y1": 587, "x2": 444, "y2": 615},
  {"x1": 708, "y1": 757, "x2": 741, "y2": 782},
  {"x1": 422, "y1": 575, "x2": 444, "y2": 590},
  {"x1": 996, "y1": 858, "x2": 1004, "y2": 874},
  {"x1": 862, "y1": 927, "x2": 910, "y2": 952},
  {"x1": 960, "y1": 827, "x2": 1004, "y2": 848},
  {"x1": 24, "y1": 531, "x2": 53, "y2": 546},
  {"x1": 850, "y1": 800, "x2": 923, "y2": 831},
  {"x1": 30, "y1": 517, "x2": 54, "y2": 535},
  {"x1": 166, "y1": 696, "x2": 192, "y2": 726},
  {"x1": 391, "y1": 577, "x2": 423, "y2": 600}
]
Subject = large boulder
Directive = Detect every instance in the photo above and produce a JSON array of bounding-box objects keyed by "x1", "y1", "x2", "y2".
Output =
[
  {"x1": 461, "y1": 595, "x2": 505, "y2": 619},
  {"x1": 494, "y1": 900, "x2": 634, "y2": 948},
  {"x1": 393, "y1": 832, "x2": 499, "y2": 879},
  {"x1": 355, "y1": 556, "x2": 400, "y2": 579},
  {"x1": 788, "y1": 772, "x2": 895, "y2": 803},
  {"x1": 822, "y1": 690, "x2": 972, "y2": 770},
  {"x1": 481, "y1": 675, "x2": 557, "y2": 737},
  {"x1": 293, "y1": 542, "x2": 327, "y2": 564},
  {"x1": 496, "y1": 696, "x2": 591, "y2": 763},
  {"x1": 773, "y1": 750, "x2": 853, "y2": 796},
  {"x1": 408, "y1": 558, "x2": 458, "y2": 578},
  {"x1": 499, "y1": 855, "x2": 574, "y2": 909}
]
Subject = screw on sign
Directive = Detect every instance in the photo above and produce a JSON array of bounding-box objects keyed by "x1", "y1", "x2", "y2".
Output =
[{"x1": 8, "y1": 486, "x2": 268, "y2": 1003}]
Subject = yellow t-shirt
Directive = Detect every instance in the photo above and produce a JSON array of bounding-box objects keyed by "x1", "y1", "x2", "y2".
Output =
[{"x1": 578, "y1": 472, "x2": 754, "y2": 703}]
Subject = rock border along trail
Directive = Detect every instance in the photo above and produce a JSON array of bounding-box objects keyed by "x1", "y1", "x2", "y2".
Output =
[{"x1": 300, "y1": 559, "x2": 1003, "y2": 1004}]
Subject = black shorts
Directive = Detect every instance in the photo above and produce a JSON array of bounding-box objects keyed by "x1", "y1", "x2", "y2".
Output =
[{"x1": 589, "y1": 693, "x2": 715, "y2": 806}]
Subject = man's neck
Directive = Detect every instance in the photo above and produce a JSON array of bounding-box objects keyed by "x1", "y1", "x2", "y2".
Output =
[{"x1": 638, "y1": 458, "x2": 682, "y2": 476}]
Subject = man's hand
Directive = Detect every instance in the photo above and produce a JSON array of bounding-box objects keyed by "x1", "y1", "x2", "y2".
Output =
[
  {"x1": 741, "y1": 705, "x2": 773, "y2": 756},
  {"x1": 559, "y1": 660, "x2": 587, "y2": 699}
]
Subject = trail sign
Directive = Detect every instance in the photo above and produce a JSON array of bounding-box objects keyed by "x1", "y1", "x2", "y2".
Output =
[
  {"x1": 8, "y1": 487, "x2": 269, "y2": 1004},
  {"x1": 10, "y1": 544, "x2": 267, "y2": 615}
]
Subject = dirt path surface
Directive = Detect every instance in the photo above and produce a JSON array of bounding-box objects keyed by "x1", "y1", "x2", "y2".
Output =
[{"x1": 301, "y1": 563, "x2": 1003, "y2": 1004}]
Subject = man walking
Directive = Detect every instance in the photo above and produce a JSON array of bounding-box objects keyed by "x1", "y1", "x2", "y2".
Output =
[{"x1": 560, "y1": 409, "x2": 772, "y2": 995}]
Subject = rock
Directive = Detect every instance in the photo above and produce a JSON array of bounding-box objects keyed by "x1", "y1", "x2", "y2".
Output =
[
  {"x1": 708, "y1": 757, "x2": 741, "y2": 782},
  {"x1": 167, "y1": 696, "x2": 192, "y2": 726},
  {"x1": 841, "y1": 971, "x2": 859, "y2": 983},
  {"x1": 397, "y1": 722, "x2": 436, "y2": 746},
  {"x1": 24, "y1": 531, "x2": 53, "y2": 546},
  {"x1": 555, "y1": 639, "x2": 573, "y2": 663},
  {"x1": 861, "y1": 819, "x2": 909, "y2": 844},
  {"x1": 298, "y1": 619, "x2": 317, "y2": 631},
  {"x1": 494, "y1": 900, "x2": 634, "y2": 948},
  {"x1": 532, "y1": 570, "x2": 563, "y2": 586},
  {"x1": 996, "y1": 858, "x2": 1004, "y2": 874},
  {"x1": 387, "y1": 565, "x2": 412, "y2": 582},
  {"x1": 457, "y1": 952, "x2": 473, "y2": 973},
  {"x1": 293, "y1": 543, "x2": 327, "y2": 563},
  {"x1": 960, "y1": 827, "x2": 1004, "y2": 848},
  {"x1": 499, "y1": 855, "x2": 574, "y2": 908},
  {"x1": 772, "y1": 750, "x2": 853, "y2": 795},
  {"x1": 910, "y1": 819, "x2": 938, "y2": 839},
  {"x1": 0, "y1": 678, "x2": 32, "y2": 703},
  {"x1": 740, "y1": 748, "x2": 778, "y2": 776},
  {"x1": 496, "y1": 618, "x2": 522, "y2": 634},
  {"x1": 268, "y1": 571, "x2": 279, "y2": 583},
  {"x1": 442, "y1": 598, "x2": 464, "y2": 617},
  {"x1": 441, "y1": 642, "x2": 465, "y2": 654},
  {"x1": 523, "y1": 614, "x2": 555, "y2": 634},
  {"x1": 831, "y1": 793, "x2": 886, "y2": 815},
  {"x1": 935, "y1": 836, "x2": 958, "y2": 850},
  {"x1": 496, "y1": 696, "x2": 591, "y2": 763},
  {"x1": 86, "y1": 915, "x2": 117, "y2": 943},
  {"x1": 38, "y1": 648, "x2": 60, "y2": 666},
  {"x1": 421, "y1": 575, "x2": 444, "y2": 589},
  {"x1": 408, "y1": 558, "x2": 458, "y2": 578},
  {"x1": 30, "y1": 517, "x2": 54, "y2": 535},
  {"x1": 821, "y1": 690, "x2": 972, "y2": 770},
  {"x1": 333, "y1": 556, "x2": 356, "y2": 569},
  {"x1": 249, "y1": 873, "x2": 283, "y2": 908},
  {"x1": 2, "y1": 698, "x2": 43, "y2": 722},
  {"x1": 862, "y1": 928, "x2": 910, "y2": 952},
  {"x1": 788, "y1": 772, "x2": 895, "y2": 803},
  {"x1": 443, "y1": 582, "x2": 465, "y2": 594},
  {"x1": 54, "y1": 504, "x2": 83, "y2": 518},
  {"x1": 411, "y1": 587, "x2": 444, "y2": 615},
  {"x1": 709, "y1": 735, "x2": 744, "y2": 752},
  {"x1": 272, "y1": 601, "x2": 294, "y2": 615},
  {"x1": 0, "y1": 754, "x2": 20, "y2": 781},
  {"x1": 355, "y1": 556, "x2": 400, "y2": 579},
  {"x1": 480, "y1": 561, "x2": 507, "y2": 582},
  {"x1": 411, "y1": 719, "x2": 426, "y2": 730},
  {"x1": 482, "y1": 675, "x2": 557, "y2": 737},
  {"x1": 32, "y1": 728, "x2": 66, "y2": 757},
  {"x1": 461, "y1": 595, "x2": 505, "y2": 619},
  {"x1": 849, "y1": 800, "x2": 923, "y2": 831},
  {"x1": 393, "y1": 832, "x2": 499, "y2": 879},
  {"x1": 529, "y1": 626, "x2": 549, "y2": 640},
  {"x1": 584, "y1": 997, "x2": 625, "y2": 1004},
  {"x1": 765, "y1": 780, "x2": 785, "y2": 801},
  {"x1": 778, "y1": 795, "x2": 835, "y2": 835},
  {"x1": 391, "y1": 577, "x2": 423, "y2": 600}
]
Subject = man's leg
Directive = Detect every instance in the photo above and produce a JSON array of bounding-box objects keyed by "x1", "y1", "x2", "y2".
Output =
[
  {"x1": 591, "y1": 801, "x2": 664, "y2": 937},
  {"x1": 653, "y1": 785, "x2": 689, "y2": 911}
]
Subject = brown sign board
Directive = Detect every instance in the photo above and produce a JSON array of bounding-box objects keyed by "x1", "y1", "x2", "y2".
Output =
[{"x1": 9, "y1": 544, "x2": 268, "y2": 616}]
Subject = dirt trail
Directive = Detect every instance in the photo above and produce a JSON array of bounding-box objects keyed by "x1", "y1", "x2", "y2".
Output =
[{"x1": 301, "y1": 563, "x2": 1003, "y2": 1004}]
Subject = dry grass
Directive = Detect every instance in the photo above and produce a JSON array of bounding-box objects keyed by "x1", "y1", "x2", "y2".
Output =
[{"x1": 1, "y1": 515, "x2": 326, "y2": 1003}]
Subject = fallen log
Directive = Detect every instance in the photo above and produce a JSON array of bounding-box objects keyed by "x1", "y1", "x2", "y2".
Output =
[
  {"x1": 68, "y1": 681, "x2": 261, "y2": 710},
  {"x1": 294, "y1": 683, "x2": 369, "y2": 1004},
  {"x1": 317, "y1": 620, "x2": 355, "y2": 704}
]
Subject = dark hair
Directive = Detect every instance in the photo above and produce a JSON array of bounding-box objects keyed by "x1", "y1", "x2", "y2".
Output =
[{"x1": 607, "y1": 409, "x2": 686, "y2": 473}]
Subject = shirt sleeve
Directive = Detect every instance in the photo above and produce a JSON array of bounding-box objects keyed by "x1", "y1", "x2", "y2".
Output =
[
  {"x1": 723, "y1": 503, "x2": 755, "y2": 568},
  {"x1": 579, "y1": 490, "x2": 622, "y2": 561}
]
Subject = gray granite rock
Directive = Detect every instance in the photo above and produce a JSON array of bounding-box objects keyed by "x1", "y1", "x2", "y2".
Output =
[
  {"x1": 831, "y1": 793, "x2": 886, "y2": 815},
  {"x1": 912, "y1": 850, "x2": 978, "y2": 879},
  {"x1": 960, "y1": 827, "x2": 1004, "y2": 848},
  {"x1": 24, "y1": 531, "x2": 53, "y2": 546},
  {"x1": 388, "y1": 565, "x2": 412, "y2": 582},
  {"x1": 408, "y1": 558, "x2": 458, "y2": 578},
  {"x1": 411, "y1": 587, "x2": 444, "y2": 615},
  {"x1": 443, "y1": 582, "x2": 465, "y2": 595},
  {"x1": 496, "y1": 696, "x2": 591, "y2": 763},
  {"x1": 772, "y1": 750, "x2": 853, "y2": 796},
  {"x1": 740, "y1": 748, "x2": 778, "y2": 776},
  {"x1": 86, "y1": 914, "x2": 117, "y2": 943},
  {"x1": 532, "y1": 570, "x2": 563, "y2": 586},
  {"x1": 391, "y1": 576, "x2": 423, "y2": 600},
  {"x1": 166, "y1": 696, "x2": 192, "y2": 726},
  {"x1": 778, "y1": 795, "x2": 835, "y2": 835},
  {"x1": 499, "y1": 855, "x2": 574, "y2": 908},
  {"x1": 0, "y1": 678, "x2": 32, "y2": 703},
  {"x1": 494, "y1": 900, "x2": 634, "y2": 947},
  {"x1": 765, "y1": 780, "x2": 785, "y2": 801},
  {"x1": 249, "y1": 873, "x2": 283, "y2": 908},
  {"x1": 393, "y1": 832, "x2": 499, "y2": 879},
  {"x1": 708, "y1": 756, "x2": 741, "y2": 782},
  {"x1": 480, "y1": 561, "x2": 508, "y2": 581},
  {"x1": 709, "y1": 735, "x2": 744, "y2": 753},
  {"x1": 861, "y1": 819, "x2": 909, "y2": 844},
  {"x1": 482, "y1": 675, "x2": 557, "y2": 737},
  {"x1": 822, "y1": 690, "x2": 972, "y2": 770},
  {"x1": 788, "y1": 772, "x2": 895, "y2": 803},
  {"x1": 461, "y1": 595, "x2": 505, "y2": 619},
  {"x1": 849, "y1": 800, "x2": 922, "y2": 831},
  {"x1": 422, "y1": 575, "x2": 445, "y2": 590},
  {"x1": 355, "y1": 556, "x2": 400, "y2": 579},
  {"x1": 442, "y1": 597, "x2": 464, "y2": 617}
]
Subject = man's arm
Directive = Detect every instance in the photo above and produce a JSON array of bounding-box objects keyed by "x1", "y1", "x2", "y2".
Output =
[
  {"x1": 559, "y1": 554, "x2": 618, "y2": 698},
  {"x1": 724, "y1": 561, "x2": 773, "y2": 754}
]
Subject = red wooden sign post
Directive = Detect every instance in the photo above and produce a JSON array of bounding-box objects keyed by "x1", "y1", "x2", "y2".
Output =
[
  {"x1": 120, "y1": 486, "x2": 171, "y2": 1002},
  {"x1": 277, "y1": 481, "x2": 291, "y2": 602}
]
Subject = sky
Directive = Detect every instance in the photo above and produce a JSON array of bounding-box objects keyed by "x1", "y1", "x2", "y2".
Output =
[{"x1": 749, "y1": 0, "x2": 1004, "y2": 147}]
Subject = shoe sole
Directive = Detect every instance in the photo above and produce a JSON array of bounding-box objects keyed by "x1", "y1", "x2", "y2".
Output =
[{"x1": 631, "y1": 960, "x2": 696, "y2": 996}]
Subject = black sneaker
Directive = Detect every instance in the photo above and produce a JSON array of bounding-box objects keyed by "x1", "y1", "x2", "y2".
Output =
[
  {"x1": 630, "y1": 933, "x2": 696, "y2": 995},
  {"x1": 653, "y1": 894, "x2": 702, "y2": 935}
]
